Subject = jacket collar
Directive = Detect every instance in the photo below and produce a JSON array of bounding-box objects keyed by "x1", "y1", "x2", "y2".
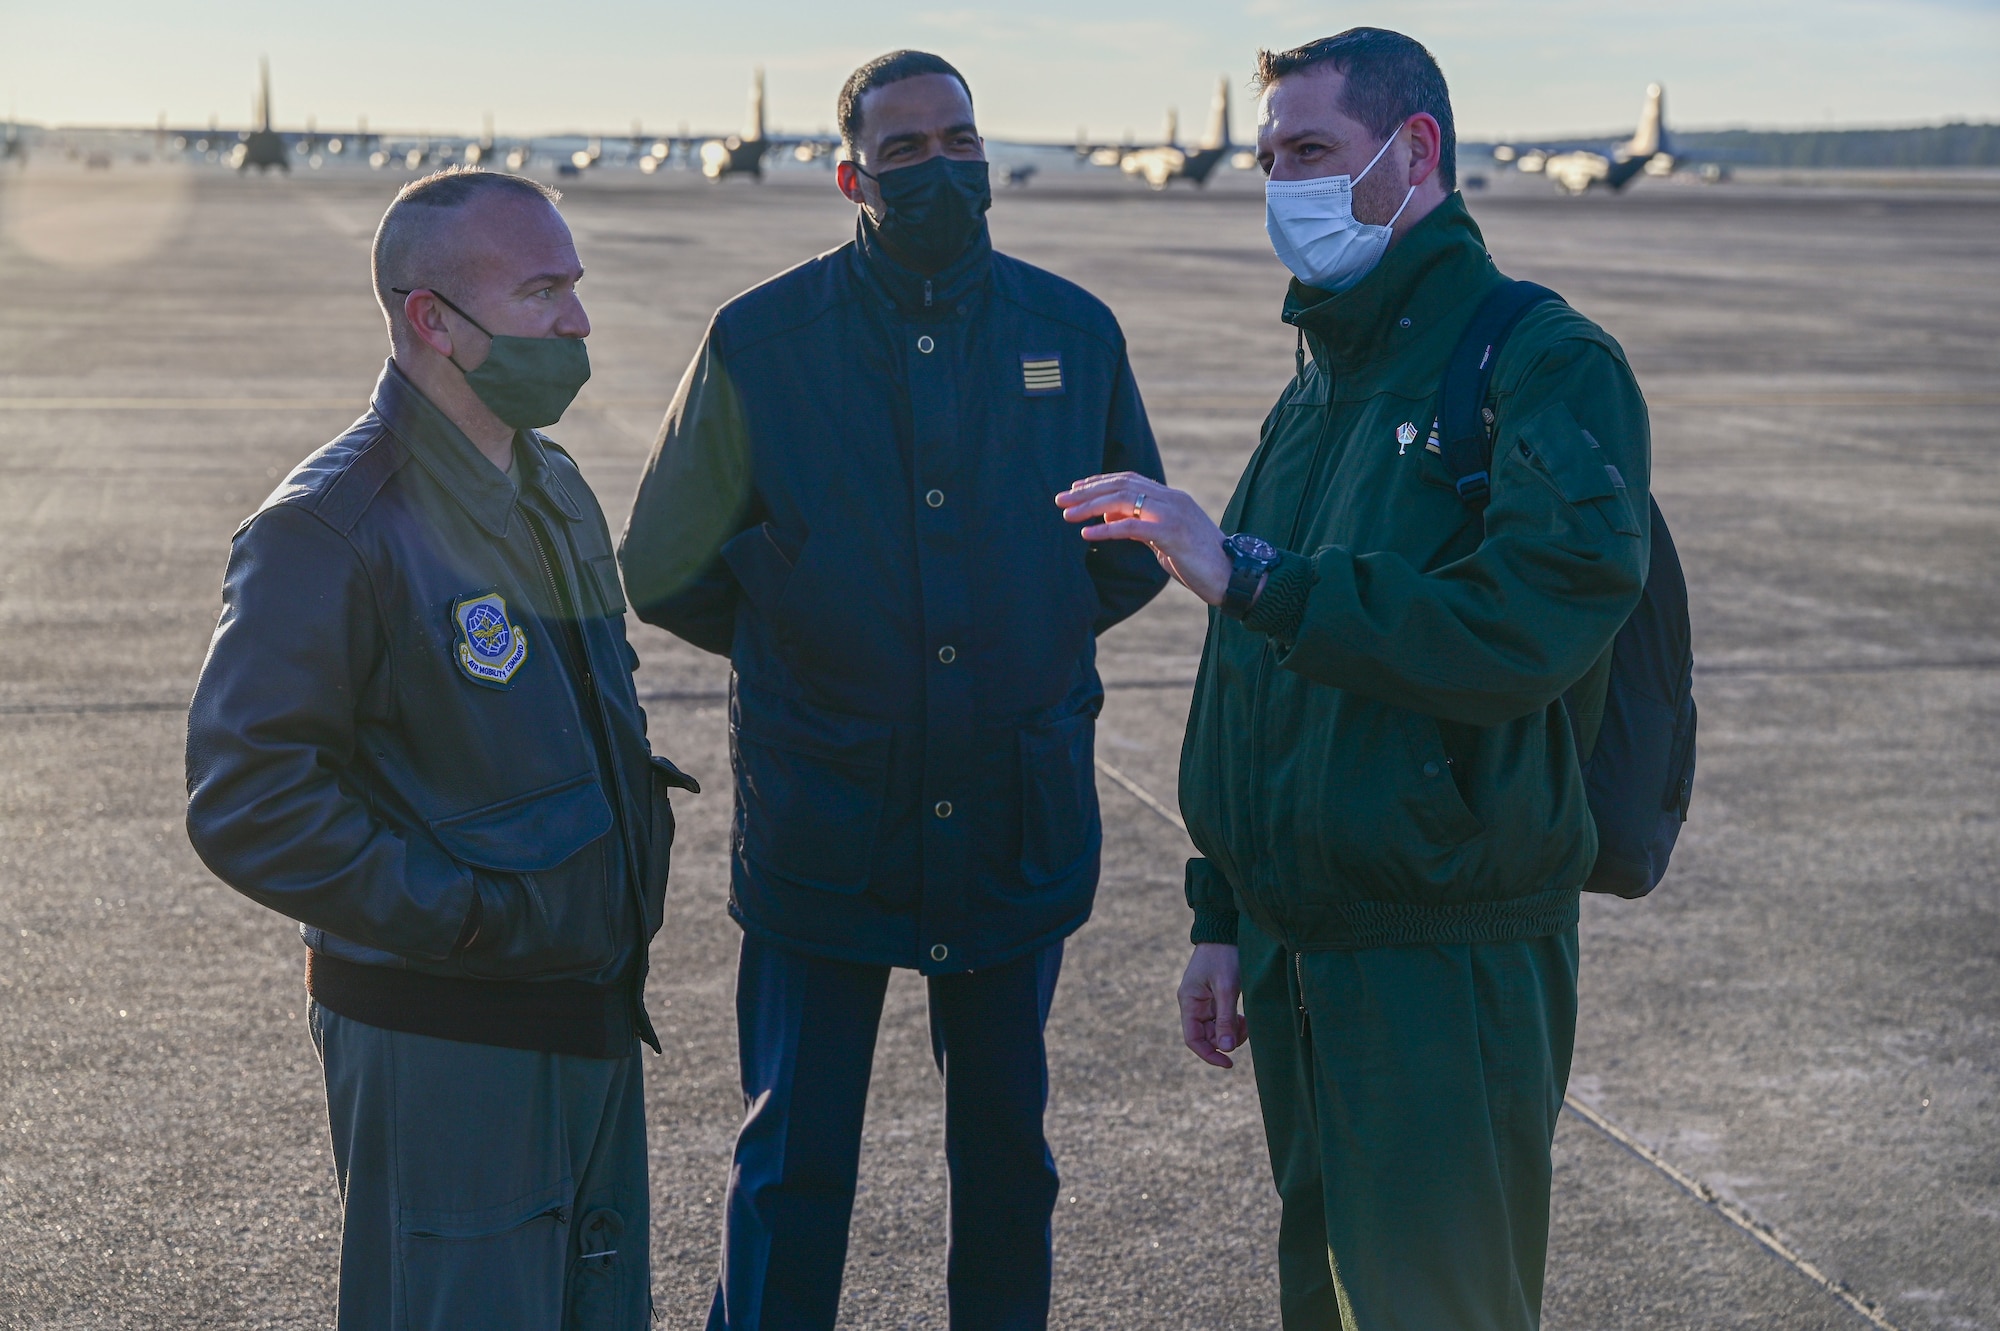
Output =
[
  {"x1": 370, "y1": 360, "x2": 583, "y2": 537},
  {"x1": 1282, "y1": 192, "x2": 1499, "y2": 375},
  {"x1": 851, "y1": 212, "x2": 993, "y2": 319}
]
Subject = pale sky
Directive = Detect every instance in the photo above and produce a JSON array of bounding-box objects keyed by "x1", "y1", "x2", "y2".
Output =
[{"x1": 5, "y1": 0, "x2": 1997, "y2": 141}]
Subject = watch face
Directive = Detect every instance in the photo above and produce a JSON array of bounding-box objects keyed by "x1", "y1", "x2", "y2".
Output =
[{"x1": 1229, "y1": 533, "x2": 1278, "y2": 563}]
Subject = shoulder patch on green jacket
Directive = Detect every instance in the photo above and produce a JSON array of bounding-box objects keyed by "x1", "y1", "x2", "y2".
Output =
[{"x1": 1518, "y1": 400, "x2": 1641, "y2": 536}]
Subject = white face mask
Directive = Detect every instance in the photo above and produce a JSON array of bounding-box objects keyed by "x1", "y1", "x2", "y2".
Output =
[{"x1": 1264, "y1": 133, "x2": 1416, "y2": 294}]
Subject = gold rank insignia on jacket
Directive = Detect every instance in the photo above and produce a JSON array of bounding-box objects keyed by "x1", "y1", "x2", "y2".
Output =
[{"x1": 1020, "y1": 353, "x2": 1064, "y2": 397}]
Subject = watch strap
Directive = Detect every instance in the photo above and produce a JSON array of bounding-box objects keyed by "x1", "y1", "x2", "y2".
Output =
[{"x1": 1218, "y1": 537, "x2": 1275, "y2": 621}]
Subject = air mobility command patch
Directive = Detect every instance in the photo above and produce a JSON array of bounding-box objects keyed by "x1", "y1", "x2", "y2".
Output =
[
  {"x1": 451, "y1": 591, "x2": 528, "y2": 687},
  {"x1": 1021, "y1": 353, "x2": 1064, "y2": 397}
]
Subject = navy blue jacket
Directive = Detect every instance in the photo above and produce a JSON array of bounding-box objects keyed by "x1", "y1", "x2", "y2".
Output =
[{"x1": 620, "y1": 221, "x2": 1168, "y2": 973}]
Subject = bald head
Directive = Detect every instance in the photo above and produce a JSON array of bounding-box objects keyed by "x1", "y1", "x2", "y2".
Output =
[{"x1": 370, "y1": 168, "x2": 579, "y2": 356}]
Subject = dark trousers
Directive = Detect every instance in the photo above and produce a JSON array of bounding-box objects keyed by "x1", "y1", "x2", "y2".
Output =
[
  {"x1": 707, "y1": 934, "x2": 1064, "y2": 1331},
  {"x1": 311, "y1": 1003, "x2": 651, "y2": 1331},
  {"x1": 1238, "y1": 915, "x2": 1578, "y2": 1331}
]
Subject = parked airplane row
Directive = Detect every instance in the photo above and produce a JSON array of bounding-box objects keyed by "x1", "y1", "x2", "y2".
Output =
[
  {"x1": 15, "y1": 63, "x2": 1718, "y2": 197},
  {"x1": 129, "y1": 62, "x2": 1254, "y2": 188}
]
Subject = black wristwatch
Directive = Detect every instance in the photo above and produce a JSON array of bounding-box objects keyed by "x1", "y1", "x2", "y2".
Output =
[{"x1": 1219, "y1": 533, "x2": 1281, "y2": 621}]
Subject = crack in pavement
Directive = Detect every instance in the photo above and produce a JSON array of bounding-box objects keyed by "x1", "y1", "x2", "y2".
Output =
[{"x1": 1092, "y1": 755, "x2": 1907, "y2": 1331}]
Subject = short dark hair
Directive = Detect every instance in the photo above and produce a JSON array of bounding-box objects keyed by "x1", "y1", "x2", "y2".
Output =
[
  {"x1": 837, "y1": 50, "x2": 973, "y2": 159},
  {"x1": 1254, "y1": 28, "x2": 1456, "y2": 191}
]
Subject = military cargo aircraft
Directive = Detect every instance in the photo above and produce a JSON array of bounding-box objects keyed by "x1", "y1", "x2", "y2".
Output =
[
  {"x1": 159, "y1": 62, "x2": 368, "y2": 170},
  {"x1": 463, "y1": 114, "x2": 498, "y2": 166},
  {"x1": 1491, "y1": 84, "x2": 1724, "y2": 193},
  {"x1": 230, "y1": 60, "x2": 288, "y2": 173},
  {"x1": 1076, "y1": 78, "x2": 1250, "y2": 189},
  {"x1": 695, "y1": 68, "x2": 838, "y2": 180}
]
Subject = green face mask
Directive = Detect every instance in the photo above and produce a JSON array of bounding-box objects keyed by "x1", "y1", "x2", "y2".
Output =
[{"x1": 396, "y1": 287, "x2": 591, "y2": 429}]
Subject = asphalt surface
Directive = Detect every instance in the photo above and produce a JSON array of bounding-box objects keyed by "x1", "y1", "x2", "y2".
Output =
[{"x1": 1, "y1": 160, "x2": 1995, "y2": 1330}]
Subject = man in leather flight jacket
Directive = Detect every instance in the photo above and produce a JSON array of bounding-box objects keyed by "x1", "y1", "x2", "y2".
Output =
[
  {"x1": 185, "y1": 169, "x2": 694, "y2": 1330},
  {"x1": 619, "y1": 52, "x2": 1168, "y2": 1331}
]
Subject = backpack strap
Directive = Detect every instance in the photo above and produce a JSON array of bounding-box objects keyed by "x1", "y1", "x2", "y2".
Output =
[{"x1": 1438, "y1": 280, "x2": 1565, "y2": 510}]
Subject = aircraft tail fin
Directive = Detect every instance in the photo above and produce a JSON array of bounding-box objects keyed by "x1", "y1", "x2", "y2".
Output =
[
  {"x1": 1623, "y1": 83, "x2": 1663, "y2": 160},
  {"x1": 1201, "y1": 76, "x2": 1231, "y2": 150},
  {"x1": 1163, "y1": 107, "x2": 1179, "y2": 147},
  {"x1": 749, "y1": 68, "x2": 766, "y2": 142},
  {"x1": 257, "y1": 58, "x2": 273, "y2": 133}
]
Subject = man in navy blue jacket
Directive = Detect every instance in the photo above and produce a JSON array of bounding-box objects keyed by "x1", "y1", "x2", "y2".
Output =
[{"x1": 619, "y1": 49, "x2": 1168, "y2": 1331}]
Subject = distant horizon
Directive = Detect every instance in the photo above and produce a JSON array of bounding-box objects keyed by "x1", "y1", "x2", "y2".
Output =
[
  {"x1": 5, "y1": 1, "x2": 1996, "y2": 145},
  {"x1": 13, "y1": 113, "x2": 2000, "y2": 146}
]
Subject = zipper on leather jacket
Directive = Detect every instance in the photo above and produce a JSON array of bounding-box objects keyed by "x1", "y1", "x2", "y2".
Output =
[
  {"x1": 522, "y1": 502, "x2": 655, "y2": 1040},
  {"x1": 523, "y1": 508, "x2": 591, "y2": 692}
]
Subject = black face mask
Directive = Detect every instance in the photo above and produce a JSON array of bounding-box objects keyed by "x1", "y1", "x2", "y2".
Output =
[{"x1": 858, "y1": 156, "x2": 992, "y2": 273}]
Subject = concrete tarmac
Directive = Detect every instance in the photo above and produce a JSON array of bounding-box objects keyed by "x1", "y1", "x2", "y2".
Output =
[{"x1": 1, "y1": 162, "x2": 1995, "y2": 1330}]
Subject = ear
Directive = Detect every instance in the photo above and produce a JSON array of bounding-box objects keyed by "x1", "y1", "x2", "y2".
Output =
[
  {"x1": 402, "y1": 289, "x2": 456, "y2": 361},
  {"x1": 1404, "y1": 113, "x2": 1443, "y2": 190},
  {"x1": 835, "y1": 159, "x2": 866, "y2": 205}
]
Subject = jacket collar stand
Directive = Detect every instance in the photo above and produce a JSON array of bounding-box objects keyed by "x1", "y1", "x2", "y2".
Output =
[
  {"x1": 853, "y1": 212, "x2": 993, "y2": 318},
  {"x1": 370, "y1": 360, "x2": 580, "y2": 536},
  {"x1": 1282, "y1": 193, "x2": 1498, "y2": 375}
]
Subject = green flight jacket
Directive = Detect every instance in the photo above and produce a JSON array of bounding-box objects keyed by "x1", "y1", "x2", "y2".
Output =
[{"x1": 1181, "y1": 194, "x2": 1652, "y2": 952}]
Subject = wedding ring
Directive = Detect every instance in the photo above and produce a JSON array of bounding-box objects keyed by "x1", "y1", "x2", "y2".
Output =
[{"x1": 1132, "y1": 493, "x2": 1147, "y2": 516}]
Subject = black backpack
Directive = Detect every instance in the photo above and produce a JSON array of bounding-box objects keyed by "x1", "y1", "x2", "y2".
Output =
[{"x1": 1438, "y1": 280, "x2": 1696, "y2": 899}]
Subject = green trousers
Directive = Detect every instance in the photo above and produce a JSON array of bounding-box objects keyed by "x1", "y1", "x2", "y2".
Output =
[
  {"x1": 1238, "y1": 915, "x2": 1578, "y2": 1331},
  {"x1": 310, "y1": 1003, "x2": 652, "y2": 1331}
]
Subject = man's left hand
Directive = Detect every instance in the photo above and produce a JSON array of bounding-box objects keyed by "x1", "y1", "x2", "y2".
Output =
[{"x1": 1056, "y1": 472, "x2": 1231, "y2": 605}]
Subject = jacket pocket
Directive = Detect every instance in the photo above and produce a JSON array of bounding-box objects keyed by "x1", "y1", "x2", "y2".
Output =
[
  {"x1": 734, "y1": 700, "x2": 891, "y2": 894},
  {"x1": 431, "y1": 774, "x2": 618, "y2": 979},
  {"x1": 1259, "y1": 694, "x2": 1486, "y2": 895},
  {"x1": 721, "y1": 522, "x2": 798, "y2": 617},
  {"x1": 398, "y1": 1178, "x2": 571, "y2": 1331},
  {"x1": 1018, "y1": 711, "x2": 1100, "y2": 887},
  {"x1": 429, "y1": 773, "x2": 612, "y2": 872},
  {"x1": 1405, "y1": 717, "x2": 1483, "y2": 846}
]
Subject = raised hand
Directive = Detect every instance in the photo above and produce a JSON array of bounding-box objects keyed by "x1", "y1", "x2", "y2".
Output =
[{"x1": 1055, "y1": 472, "x2": 1232, "y2": 606}]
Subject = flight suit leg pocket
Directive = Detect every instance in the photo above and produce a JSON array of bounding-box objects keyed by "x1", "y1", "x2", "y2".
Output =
[
  {"x1": 566, "y1": 1206, "x2": 631, "y2": 1330},
  {"x1": 396, "y1": 1179, "x2": 571, "y2": 1331}
]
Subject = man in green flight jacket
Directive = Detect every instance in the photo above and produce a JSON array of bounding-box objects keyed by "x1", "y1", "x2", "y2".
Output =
[{"x1": 1058, "y1": 29, "x2": 1651, "y2": 1331}]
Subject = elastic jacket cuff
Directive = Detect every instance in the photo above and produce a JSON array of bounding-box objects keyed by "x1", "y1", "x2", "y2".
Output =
[
  {"x1": 1241, "y1": 550, "x2": 1315, "y2": 644},
  {"x1": 1185, "y1": 858, "x2": 1239, "y2": 945},
  {"x1": 1191, "y1": 908, "x2": 1240, "y2": 947}
]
